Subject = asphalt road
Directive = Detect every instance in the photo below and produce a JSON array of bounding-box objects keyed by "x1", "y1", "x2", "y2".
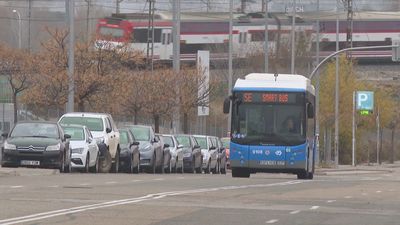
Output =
[{"x1": 0, "y1": 168, "x2": 399, "y2": 225}]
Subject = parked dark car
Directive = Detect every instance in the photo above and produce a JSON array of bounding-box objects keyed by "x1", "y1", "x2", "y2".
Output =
[
  {"x1": 1, "y1": 121, "x2": 71, "y2": 172},
  {"x1": 156, "y1": 134, "x2": 172, "y2": 173},
  {"x1": 126, "y1": 125, "x2": 163, "y2": 173},
  {"x1": 174, "y1": 134, "x2": 202, "y2": 173},
  {"x1": 119, "y1": 128, "x2": 140, "y2": 173}
]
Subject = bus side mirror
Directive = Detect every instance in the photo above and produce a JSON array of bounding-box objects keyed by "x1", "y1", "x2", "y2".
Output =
[
  {"x1": 307, "y1": 103, "x2": 314, "y2": 119},
  {"x1": 223, "y1": 98, "x2": 230, "y2": 114}
]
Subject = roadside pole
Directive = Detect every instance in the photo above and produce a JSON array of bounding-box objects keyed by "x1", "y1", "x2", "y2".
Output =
[
  {"x1": 227, "y1": 0, "x2": 233, "y2": 134},
  {"x1": 376, "y1": 107, "x2": 380, "y2": 165},
  {"x1": 352, "y1": 91, "x2": 356, "y2": 166}
]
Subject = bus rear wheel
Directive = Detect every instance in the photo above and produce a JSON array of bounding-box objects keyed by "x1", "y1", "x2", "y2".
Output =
[
  {"x1": 232, "y1": 168, "x2": 250, "y2": 178},
  {"x1": 297, "y1": 170, "x2": 313, "y2": 179}
]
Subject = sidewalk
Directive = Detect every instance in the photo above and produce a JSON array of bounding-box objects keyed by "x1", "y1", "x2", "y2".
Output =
[{"x1": 315, "y1": 161, "x2": 400, "y2": 175}]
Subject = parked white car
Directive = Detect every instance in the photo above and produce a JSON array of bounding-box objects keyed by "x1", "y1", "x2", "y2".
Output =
[
  {"x1": 62, "y1": 125, "x2": 100, "y2": 172},
  {"x1": 160, "y1": 134, "x2": 184, "y2": 173},
  {"x1": 193, "y1": 135, "x2": 219, "y2": 174},
  {"x1": 59, "y1": 113, "x2": 120, "y2": 173}
]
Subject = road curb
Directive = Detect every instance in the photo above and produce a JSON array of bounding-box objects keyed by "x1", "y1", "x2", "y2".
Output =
[{"x1": 315, "y1": 168, "x2": 393, "y2": 176}]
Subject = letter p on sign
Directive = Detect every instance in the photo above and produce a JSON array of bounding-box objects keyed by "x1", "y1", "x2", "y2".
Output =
[{"x1": 356, "y1": 91, "x2": 374, "y2": 111}]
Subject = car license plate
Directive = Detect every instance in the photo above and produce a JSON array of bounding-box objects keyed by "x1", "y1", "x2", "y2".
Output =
[{"x1": 21, "y1": 160, "x2": 40, "y2": 166}]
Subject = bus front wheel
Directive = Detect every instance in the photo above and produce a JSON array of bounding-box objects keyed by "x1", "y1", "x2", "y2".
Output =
[{"x1": 232, "y1": 168, "x2": 250, "y2": 178}]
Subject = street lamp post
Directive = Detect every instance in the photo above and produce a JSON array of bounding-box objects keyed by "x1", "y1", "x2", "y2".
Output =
[{"x1": 12, "y1": 9, "x2": 21, "y2": 49}]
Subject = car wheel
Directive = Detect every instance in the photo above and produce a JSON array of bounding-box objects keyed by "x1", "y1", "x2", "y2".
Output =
[
  {"x1": 221, "y1": 160, "x2": 227, "y2": 174},
  {"x1": 90, "y1": 153, "x2": 99, "y2": 173},
  {"x1": 205, "y1": 160, "x2": 211, "y2": 174},
  {"x1": 98, "y1": 150, "x2": 112, "y2": 173},
  {"x1": 113, "y1": 150, "x2": 120, "y2": 173},
  {"x1": 59, "y1": 153, "x2": 65, "y2": 173},
  {"x1": 152, "y1": 154, "x2": 156, "y2": 174},
  {"x1": 84, "y1": 153, "x2": 90, "y2": 173},
  {"x1": 133, "y1": 155, "x2": 140, "y2": 174},
  {"x1": 129, "y1": 154, "x2": 135, "y2": 174}
]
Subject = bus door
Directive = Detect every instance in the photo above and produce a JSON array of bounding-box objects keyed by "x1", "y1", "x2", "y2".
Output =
[{"x1": 160, "y1": 28, "x2": 172, "y2": 60}]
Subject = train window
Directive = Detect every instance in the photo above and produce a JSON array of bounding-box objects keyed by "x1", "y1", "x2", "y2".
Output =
[
  {"x1": 132, "y1": 28, "x2": 162, "y2": 43},
  {"x1": 162, "y1": 33, "x2": 167, "y2": 45},
  {"x1": 239, "y1": 32, "x2": 247, "y2": 44},
  {"x1": 167, "y1": 33, "x2": 172, "y2": 44},
  {"x1": 250, "y1": 31, "x2": 273, "y2": 42}
]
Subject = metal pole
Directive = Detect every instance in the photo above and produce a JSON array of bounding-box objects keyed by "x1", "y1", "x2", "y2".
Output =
[
  {"x1": 264, "y1": 0, "x2": 269, "y2": 73},
  {"x1": 28, "y1": 0, "x2": 31, "y2": 51},
  {"x1": 85, "y1": 0, "x2": 90, "y2": 42},
  {"x1": 352, "y1": 91, "x2": 356, "y2": 166},
  {"x1": 315, "y1": 0, "x2": 320, "y2": 167},
  {"x1": 290, "y1": 0, "x2": 296, "y2": 74},
  {"x1": 334, "y1": 1, "x2": 340, "y2": 167},
  {"x1": 376, "y1": 107, "x2": 380, "y2": 164},
  {"x1": 12, "y1": 10, "x2": 21, "y2": 49},
  {"x1": 172, "y1": 0, "x2": 181, "y2": 133},
  {"x1": 67, "y1": 0, "x2": 75, "y2": 113},
  {"x1": 227, "y1": 0, "x2": 233, "y2": 133}
]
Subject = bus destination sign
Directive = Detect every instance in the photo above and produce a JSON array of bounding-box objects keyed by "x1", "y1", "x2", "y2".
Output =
[{"x1": 240, "y1": 92, "x2": 299, "y2": 104}]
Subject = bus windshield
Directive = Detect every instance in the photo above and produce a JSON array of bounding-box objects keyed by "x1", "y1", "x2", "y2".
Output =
[{"x1": 232, "y1": 100, "x2": 306, "y2": 146}]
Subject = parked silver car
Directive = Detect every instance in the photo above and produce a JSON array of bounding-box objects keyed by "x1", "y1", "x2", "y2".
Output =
[
  {"x1": 159, "y1": 134, "x2": 184, "y2": 173},
  {"x1": 126, "y1": 125, "x2": 163, "y2": 173},
  {"x1": 194, "y1": 135, "x2": 219, "y2": 174}
]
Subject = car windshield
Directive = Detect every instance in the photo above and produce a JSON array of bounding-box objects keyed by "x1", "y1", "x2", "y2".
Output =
[
  {"x1": 161, "y1": 136, "x2": 174, "y2": 147},
  {"x1": 120, "y1": 130, "x2": 129, "y2": 145},
  {"x1": 59, "y1": 117, "x2": 104, "y2": 132},
  {"x1": 221, "y1": 138, "x2": 230, "y2": 148},
  {"x1": 62, "y1": 127, "x2": 85, "y2": 141},
  {"x1": 11, "y1": 123, "x2": 59, "y2": 139},
  {"x1": 130, "y1": 127, "x2": 150, "y2": 141},
  {"x1": 175, "y1": 136, "x2": 191, "y2": 148},
  {"x1": 194, "y1": 137, "x2": 207, "y2": 149}
]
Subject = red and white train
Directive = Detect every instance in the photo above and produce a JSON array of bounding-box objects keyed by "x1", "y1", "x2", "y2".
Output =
[{"x1": 95, "y1": 11, "x2": 400, "y2": 62}]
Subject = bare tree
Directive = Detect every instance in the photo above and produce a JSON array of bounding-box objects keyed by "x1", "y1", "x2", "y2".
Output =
[{"x1": 0, "y1": 44, "x2": 34, "y2": 123}]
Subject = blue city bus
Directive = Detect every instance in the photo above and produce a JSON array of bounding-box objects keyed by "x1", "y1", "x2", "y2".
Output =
[{"x1": 223, "y1": 73, "x2": 316, "y2": 179}]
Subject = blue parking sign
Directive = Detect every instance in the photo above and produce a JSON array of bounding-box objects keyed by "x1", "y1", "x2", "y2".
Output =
[{"x1": 356, "y1": 91, "x2": 374, "y2": 111}]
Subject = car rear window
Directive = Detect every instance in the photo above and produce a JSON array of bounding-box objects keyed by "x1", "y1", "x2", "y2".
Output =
[
  {"x1": 161, "y1": 136, "x2": 174, "y2": 147},
  {"x1": 11, "y1": 123, "x2": 59, "y2": 139},
  {"x1": 130, "y1": 127, "x2": 150, "y2": 141},
  {"x1": 120, "y1": 131, "x2": 129, "y2": 145},
  {"x1": 60, "y1": 117, "x2": 104, "y2": 132},
  {"x1": 62, "y1": 127, "x2": 85, "y2": 140}
]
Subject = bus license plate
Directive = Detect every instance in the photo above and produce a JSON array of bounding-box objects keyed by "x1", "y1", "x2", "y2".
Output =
[
  {"x1": 260, "y1": 160, "x2": 285, "y2": 166},
  {"x1": 21, "y1": 160, "x2": 40, "y2": 166}
]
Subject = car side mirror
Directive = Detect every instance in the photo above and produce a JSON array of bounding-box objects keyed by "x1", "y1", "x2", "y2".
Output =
[
  {"x1": 164, "y1": 143, "x2": 170, "y2": 148},
  {"x1": 307, "y1": 103, "x2": 314, "y2": 119},
  {"x1": 64, "y1": 134, "x2": 71, "y2": 139},
  {"x1": 209, "y1": 146, "x2": 216, "y2": 150},
  {"x1": 87, "y1": 137, "x2": 93, "y2": 144},
  {"x1": 131, "y1": 141, "x2": 140, "y2": 147},
  {"x1": 153, "y1": 138, "x2": 158, "y2": 143},
  {"x1": 1, "y1": 133, "x2": 8, "y2": 138},
  {"x1": 193, "y1": 145, "x2": 200, "y2": 149},
  {"x1": 106, "y1": 128, "x2": 112, "y2": 133},
  {"x1": 223, "y1": 97, "x2": 230, "y2": 114},
  {"x1": 177, "y1": 144, "x2": 183, "y2": 149}
]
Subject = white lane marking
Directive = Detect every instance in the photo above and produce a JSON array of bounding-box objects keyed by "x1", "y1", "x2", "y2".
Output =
[
  {"x1": 290, "y1": 210, "x2": 301, "y2": 215},
  {"x1": 376, "y1": 190, "x2": 382, "y2": 193},
  {"x1": 48, "y1": 185, "x2": 59, "y2": 188},
  {"x1": 10, "y1": 186, "x2": 23, "y2": 189},
  {"x1": 310, "y1": 206, "x2": 320, "y2": 210},
  {"x1": 153, "y1": 178, "x2": 165, "y2": 181},
  {"x1": 327, "y1": 200, "x2": 336, "y2": 203},
  {"x1": 79, "y1": 183, "x2": 90, "y2": 186},
  {"x1": 389, "y1": 189, "x2": 394, "y2": 192},
  {"x1": 131, "y1": 180, "x2": 142, "y2": 182},
  {"x1": 0, "y1": 180, "x2": 306, "y2": 225},
  {"x1": 383, "y1": 174, "x2": 392, "y2": 177},
  {"x1": 344, "y1": 196, "x2": 353, "y2": 199},
  {"x1": 266, "y1": 219, "x2": 279, "y2": 224},
  {"x1": 106, "y1": 181, "x2": 117, "y2": 184},
  {"x1": 362, "y1": 193, "x2": 368, "y2": 196},
  {"x1": 177, "y1": 177, "x2": 185, "y2": 179}
]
